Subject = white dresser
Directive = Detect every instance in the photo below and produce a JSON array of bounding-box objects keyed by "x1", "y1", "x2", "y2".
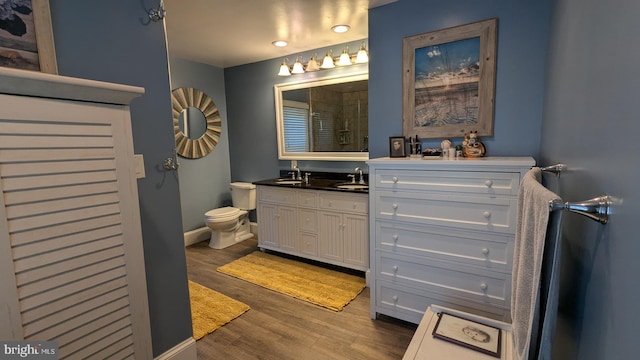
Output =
[
  {"x1": 257, "y1": 185, "x2": 369, "y2": 271},
  {"x1": 367, "y1": 157, "x2": 535, "y2": 324}
]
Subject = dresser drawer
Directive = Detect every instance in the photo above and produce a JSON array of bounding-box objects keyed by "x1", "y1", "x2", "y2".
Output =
[
  {"x1": 257, "y1": 186, "x2": 297, "y2": 205},
  {"x1": 374, "y1": 170, "x2": 520, "y2": 196},
  {"x1": 376, "y1": 221, "x2": 512, "y2": 271},
  {"x1": 375, "y1": 190, "x2": 516, "y2": 234},
  {"x1": 376, "y1": 252, "x2": 510, "y2": 308},
  {"x1": 318, "y1": 191, "x2": 367, "y2": 214},
  {"x1": 297, "y1": 190, "x2": 317, "y2": 208},
  {"x1": 375, "y1": 281, "x2": 508, "y2": 324}
]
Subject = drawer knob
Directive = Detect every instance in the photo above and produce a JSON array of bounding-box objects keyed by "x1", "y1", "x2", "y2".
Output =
[
  {"x1": 484, "y1": 180, "x2": 493, "y2": 187},
  {"x1": 392, "y1": 295, "x2": 399, "y2": 302},
  {"x1": 353, "y1": 202, "x2": 358, "y2": 208},
  {"x1": 328, "y1": 201, "x2": 333, "y2": 207},
  {"x1": 482, "y1": 248, "x2": 490, "y2": 255},
  {"x1": 483, "y1": 211, "x2": 491, "y2": 218},
  {"x1": 392, "y1": 265, "x2": 399, "y2": 272},
  {"x1": 392, "y1": 234, "x2": 399, "y2": 242},
  {"x1": 480, "y1": 283, "x2": 488, "y2": 291},
  {"x1": 392, "y1": 203, "x2": 398, "y2": 210},
  {"x1": 392, "y1": 176, "x2": 399, "y2": 183}
]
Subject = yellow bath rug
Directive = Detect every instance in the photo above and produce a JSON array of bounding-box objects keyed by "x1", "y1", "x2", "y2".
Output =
[
  {"x1": 188, "y1": 280, "x2": 250, "y2": 340},
  {"x1": 217, "y1": 251, "x2": 366, "y2": 311}
]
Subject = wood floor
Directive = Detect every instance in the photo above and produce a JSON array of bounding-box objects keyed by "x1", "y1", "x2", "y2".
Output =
[{"x1": 185, "y1": 238, "x2": 417, "y2": 360}]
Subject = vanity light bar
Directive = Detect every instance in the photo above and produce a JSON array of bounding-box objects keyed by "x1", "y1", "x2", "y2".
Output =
[{"x1": 277, "y1": 44, "x2": 369, "y2": 76}]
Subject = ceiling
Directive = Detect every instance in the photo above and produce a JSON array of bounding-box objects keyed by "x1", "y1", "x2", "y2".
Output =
[{"x1": 163, "y1": 0, "x2": 397, "y2": 68}]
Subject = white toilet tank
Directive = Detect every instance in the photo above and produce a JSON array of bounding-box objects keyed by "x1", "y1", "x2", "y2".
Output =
[{"x1": 230, "y1": 182, "x2": 256, "y2": 210}]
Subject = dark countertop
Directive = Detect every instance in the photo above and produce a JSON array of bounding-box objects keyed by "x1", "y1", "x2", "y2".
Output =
[{"x1": 253, "y1": 174, "x2": 369, "y2": 194}]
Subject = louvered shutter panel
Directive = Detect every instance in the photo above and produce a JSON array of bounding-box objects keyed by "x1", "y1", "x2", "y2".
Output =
[{"x1": 0, "y1": 72, "x2": 151, "y2": 359}]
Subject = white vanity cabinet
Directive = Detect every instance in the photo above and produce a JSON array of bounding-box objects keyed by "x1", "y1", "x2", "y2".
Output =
[
  {"x1": 317, "y1": 192, "x2": 368, "y2": 269},
  {"x1": 257, "y1": 185, "x2": 369, "y2": 271},
  {"x1": 256, "y1": 187, "x2": 299, "y2": 252},
  {"x1": 367, "y1": 157, "x2": 535, "y2": 325}
]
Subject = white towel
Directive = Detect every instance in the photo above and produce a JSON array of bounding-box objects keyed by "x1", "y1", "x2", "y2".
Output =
[{"x1": 512, "y1": 168, "x2": 561, "y2": 360}]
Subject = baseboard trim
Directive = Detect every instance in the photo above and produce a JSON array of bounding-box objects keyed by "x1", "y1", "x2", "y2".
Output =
[
  {"x1": 184, "y1": 227, "x2": 210, "y2": 247},
  {"x1": 154, "y1": 338, "x2": 197, "y2": 360}
]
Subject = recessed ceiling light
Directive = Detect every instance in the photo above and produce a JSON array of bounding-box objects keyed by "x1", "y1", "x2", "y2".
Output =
[
  {"x1": 331, "y1": 25, "x2": 351, "y2": 33},
  {"x1": 272, "y1": 40, "x2": 288, "y2": 47}
]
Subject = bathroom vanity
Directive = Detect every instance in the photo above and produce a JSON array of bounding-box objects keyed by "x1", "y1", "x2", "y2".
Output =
[
  {"x1": 367, "y1": 157, "x2": 535, "y2": 325},
  {"x1": 254, "y1": 178, "x2": 369, "y2": 271}
]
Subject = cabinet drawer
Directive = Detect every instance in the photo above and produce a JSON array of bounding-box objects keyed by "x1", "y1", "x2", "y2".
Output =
[
  {"x1": 375, "y1": 170, "x2": 520, "y2": 196},
  {"x1": 257, "y1": 186, "x2": 297, "y2": 205},
  {"x1": 375, "y1": 190, "x2": 516, "y2": 234},
  {"x1": 376, "y1": 221, "x2": 512, "y2": 271},
  {"x1": 298, "y1": 191, "x2": 317, "y2": 208},
  {"x1": 299, "y1": 209, "x2": 317, "y2": 232},
  {"x1": 300, "y1": 233, "x2": 317, "y2": 256},
  {"x1": 375, "y1": 281, "x2": 507, "y2": 324},
  {"x1": 318, "y1": 191, "x2": 367, "y2": 214},
  {"x1": 376, "y1": 252, "x2": 510, "y2": 308}
]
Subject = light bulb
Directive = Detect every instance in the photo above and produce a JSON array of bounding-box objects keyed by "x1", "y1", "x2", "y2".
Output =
[
  {"x1": 337, "y1": 48, "x2": 352, "y2": 66},
  {"x1": 355, "y1": 44, "x2": 369, "y2": 64},
  {"x1": 291, "y1": 58, "x2": 305, "y2": 74},
  {"x1": 306, "y1": 55, "x2": 319, "y2": 71},
  {"x1": 320, "y1": 52, "x2": 335, "y2": 69},
  {"x1": 278, "y1": 59, "x2": 291, "y2": 76}
]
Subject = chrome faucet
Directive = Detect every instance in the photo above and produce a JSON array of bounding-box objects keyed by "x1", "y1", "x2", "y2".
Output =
[
  {"x1": 291, "y1": 165, "x2": 302, "y2": 180},
  {"x1": 354, "y1": 167, "x2": 365, "y2": 184}
]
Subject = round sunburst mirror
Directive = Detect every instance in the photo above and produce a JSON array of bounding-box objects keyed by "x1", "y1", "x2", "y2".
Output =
[{"x1": 171, "y1": 87, "x2": 221, "y2": 158}]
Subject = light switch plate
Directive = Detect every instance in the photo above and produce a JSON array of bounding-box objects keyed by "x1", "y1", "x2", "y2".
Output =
[{"x1": 134, "y1": 154, "x2": 145, "y2": 179}]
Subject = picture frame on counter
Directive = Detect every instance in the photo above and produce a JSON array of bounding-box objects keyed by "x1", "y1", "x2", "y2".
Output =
[
  {"x1": 389, "y1": 136, "x2": 406, "y2": 158},
  {"x1": 432, "y1": 312, "x2": 502, "y2": 358},
  {"x1": 402, "y1": 18, "x2": 497, "y2": 139}
]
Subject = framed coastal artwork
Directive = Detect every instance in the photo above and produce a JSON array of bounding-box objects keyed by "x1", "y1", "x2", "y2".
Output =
[
  {"x1": 402, "y1": 18, "x2": 497, "y2": 139},
  {"x1": 0, "y1": 0, "x2": 57, "y2": 74}
]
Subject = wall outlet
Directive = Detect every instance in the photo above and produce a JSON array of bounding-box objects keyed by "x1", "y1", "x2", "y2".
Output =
[{"x1": 291, "y1": 160, "x2": 297, "y2": 169}]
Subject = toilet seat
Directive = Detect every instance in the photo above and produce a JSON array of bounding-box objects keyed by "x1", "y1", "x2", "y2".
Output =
[{"x1": 205, "y1": 207, "x2": 241, "y2": 222}]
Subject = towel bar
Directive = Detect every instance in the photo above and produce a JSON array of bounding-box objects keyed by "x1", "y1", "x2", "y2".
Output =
[
  {"x1": 541, "y1": 163, "x2": 567, "y2": 176},
  {"x1": 549, "y1": 195, "x2": 611, "y2": 224}
]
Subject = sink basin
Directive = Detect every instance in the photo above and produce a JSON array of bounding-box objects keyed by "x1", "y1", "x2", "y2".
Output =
[
  {"x1": 335, "y1": 183, "x2": 369, "y2": 190},
  {"x1": 275, "y1": 179, "x2": 302, "y2": 185}
]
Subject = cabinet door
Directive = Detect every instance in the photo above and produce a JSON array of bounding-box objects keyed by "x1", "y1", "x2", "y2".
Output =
[
  {"x1": 257, "y1": 203, "x2": 279, "y2": 248},
  {"x1": 318, "y1": 211, "x2": 343, "y2": 262},
  {"x1": 278, "y1": 206, "x2": 298, "y2": 252},
  {"x1": 0, "y1": 93, "x2": 151, "y2": 358},
  {"x1": 343, "y1": 213, "x2": 368, "y2": 268}
]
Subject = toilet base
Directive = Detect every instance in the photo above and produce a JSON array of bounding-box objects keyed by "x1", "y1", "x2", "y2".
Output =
[{"x1": 208, "y1": 216, "x2": 253, "y2": 249}]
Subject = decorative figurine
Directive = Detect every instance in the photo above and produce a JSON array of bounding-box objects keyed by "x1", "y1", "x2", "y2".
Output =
[{"x1": 463, "y1": 131, "x2": 486, "y2": 157}]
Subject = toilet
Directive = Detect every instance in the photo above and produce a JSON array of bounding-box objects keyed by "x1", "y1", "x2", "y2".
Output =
[{"x1": 204, "y1": 182, "x2": 256, "y2": 249}]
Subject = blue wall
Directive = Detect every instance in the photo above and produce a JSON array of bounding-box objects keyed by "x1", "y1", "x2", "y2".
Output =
[
  {"x1": 49, "y1": 0, "x2": 191, "y2": 356},
  {"x1": 369, "y1": 0, "x2": 551, "y2": 158},
  {"x1": 224, "y1": 40, "x2": 371, "y2": 182},
  {"x1": 169, "y1": 57, "x2": 232, "y2": 232},
  {"x1": 540, "y1": 0, "x2": 640, "y2": 358}
]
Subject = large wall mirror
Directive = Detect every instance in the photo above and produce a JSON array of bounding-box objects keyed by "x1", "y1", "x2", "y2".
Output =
[
  {"x1": 275, "y1": 72, "x2": 368, "y2": 161},
  {"x1": 172, "y1": 87, "x2": 221, "y2": 158}
]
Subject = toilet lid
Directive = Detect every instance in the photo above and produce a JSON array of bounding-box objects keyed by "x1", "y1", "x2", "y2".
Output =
[{"x1": 205, "y1": 207, "x2": 240, "y2": 220}]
